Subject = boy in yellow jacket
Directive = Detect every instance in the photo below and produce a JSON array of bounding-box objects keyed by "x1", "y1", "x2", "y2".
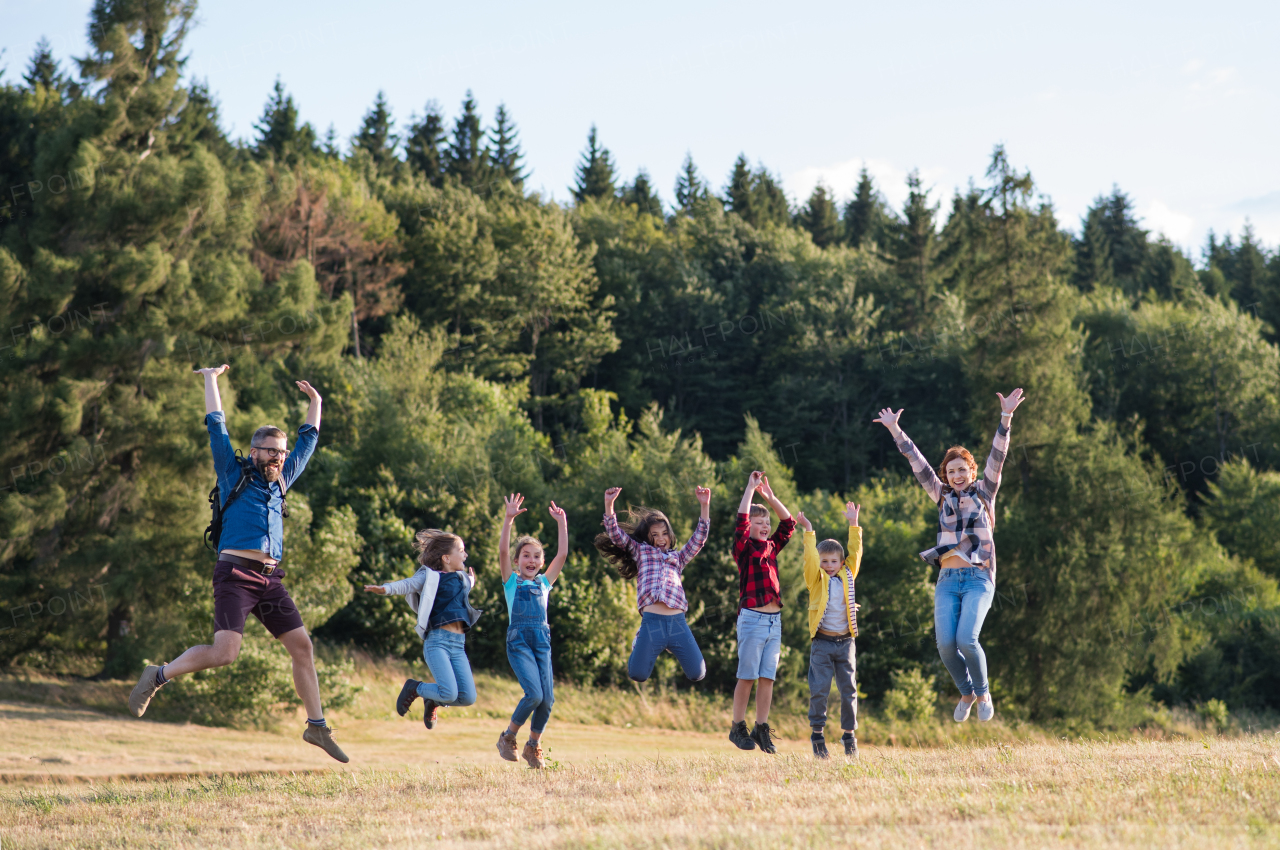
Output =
[{"x1": 795, "y1": 501, "x2": 862, "y2": 759}]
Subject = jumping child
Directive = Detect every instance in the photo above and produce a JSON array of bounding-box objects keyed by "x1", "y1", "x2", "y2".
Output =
[
  {"x1": 594, "y1": 485, "x2": 712, "y2": 685},
  {"x1": 364, "y1": 529, "x2": 482, "y2": 730},
  {"x1": 730, "y1": 470, "x2": 796, "y2": 754},
  {"x1": 873, "y1": 387, "x2": 1024, "y2": 722},
  {"x1": 495, "y1": 493, "x2": 569, "y2": 769},
  {"x1": 796, "y1": 502, "x2": 863, "y2": 759}
]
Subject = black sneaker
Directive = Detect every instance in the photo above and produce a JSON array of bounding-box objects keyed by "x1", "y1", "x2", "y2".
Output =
[
  {"x1": 811, "y1": 731, "x2": 829, "y2": 759},
  {"x1": 397, "y1": 679, "x2": 421, "y2": 716},
  {"x1": 751, "y1": 722, "x2": 777, "y2": 755},
  {"x1": 423, "y1": 698, "x2": 440, "y2": 729},
  {"x1": 842, "y1": 732, "x2": 858, "y2": 758},
  {"x1": 729, "y1": 720, "x2": 757, "y2": 750}
]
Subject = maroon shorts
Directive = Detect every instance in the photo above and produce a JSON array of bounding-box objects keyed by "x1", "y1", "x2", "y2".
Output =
[{"x1": 212, "y1": 560, "x2": 305, "y2": 638}]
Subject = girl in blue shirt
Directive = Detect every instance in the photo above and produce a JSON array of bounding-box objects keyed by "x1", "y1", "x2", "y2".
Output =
[{"x1": 496, "y1": 493, "x2": 569, "y2": 768}]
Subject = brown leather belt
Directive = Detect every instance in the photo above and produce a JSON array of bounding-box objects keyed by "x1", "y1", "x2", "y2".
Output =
[{"x1": 218, "y1": 552, "x2": 280, "y2": 575}]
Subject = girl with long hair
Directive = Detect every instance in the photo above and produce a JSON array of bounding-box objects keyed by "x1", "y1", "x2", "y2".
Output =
[
  {"x1": 874, "y1": 388, "x2": 1024, "y2": 722},
  {"x1": 593, "y1": 485, "x2": 712, "y2": 684}
]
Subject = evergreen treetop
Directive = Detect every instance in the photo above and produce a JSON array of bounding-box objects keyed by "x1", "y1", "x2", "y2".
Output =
[{"x1": 574, "y1": 124, "x2": 617, "y2": 202}]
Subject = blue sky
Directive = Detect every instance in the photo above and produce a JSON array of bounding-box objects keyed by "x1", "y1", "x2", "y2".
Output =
[{"x1": 5, "y1": 0, "x2": 1279, "y2": 252}]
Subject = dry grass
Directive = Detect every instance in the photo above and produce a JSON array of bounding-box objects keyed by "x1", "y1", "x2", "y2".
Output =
[{"x1": 5, "y1": 736, "x2": 1280, "y2": 848}]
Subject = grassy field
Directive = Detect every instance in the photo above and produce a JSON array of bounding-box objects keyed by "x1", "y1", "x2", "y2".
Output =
[{"x1": 2, "y1": 661, "x2": 1277, "y2": 847}]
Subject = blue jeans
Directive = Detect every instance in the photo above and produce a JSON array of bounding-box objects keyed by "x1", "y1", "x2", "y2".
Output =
[
  {"x1": 418, "y1": 629, "x2": 476, "y2": 706},
  {"x1": 628, "y1": 612, "x2": 706, "y2": 682},
  {"x1": 934, "y1": 567, "x2": 995, "y2": 697}
]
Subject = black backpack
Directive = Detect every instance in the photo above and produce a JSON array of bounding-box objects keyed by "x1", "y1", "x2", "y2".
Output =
[{"x1": 204, "y1": 452, "x2": 290, "y2": 551}]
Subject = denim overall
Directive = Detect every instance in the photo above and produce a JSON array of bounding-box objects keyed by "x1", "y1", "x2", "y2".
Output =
[{"x1": 506, "y1": 580, "x2": 555, "y2": 733}]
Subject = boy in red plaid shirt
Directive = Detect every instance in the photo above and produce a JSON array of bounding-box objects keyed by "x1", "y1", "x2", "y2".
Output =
[{"x1": 729, "y1": 470, "x2": 796, "y2": 753}]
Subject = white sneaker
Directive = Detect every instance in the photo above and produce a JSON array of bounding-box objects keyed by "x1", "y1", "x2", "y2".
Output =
[
  {"x1": 954, "y1": 697, "x2": 974, "y2": 722},
  {"x1": 976, "y1": 697, "x2": 995, "y2": 721}
]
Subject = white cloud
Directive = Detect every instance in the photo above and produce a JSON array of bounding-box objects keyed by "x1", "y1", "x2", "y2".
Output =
[
  {"x1": 1141, "y1": 201, "x2": 1194, "y2": 243},
  {"x1": 784, "y1": 157, "x2": 948, "y2": 211}
]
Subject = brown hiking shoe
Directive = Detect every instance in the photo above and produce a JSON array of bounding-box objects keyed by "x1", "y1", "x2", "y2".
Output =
[
  {"x1": 522, "y1": 740, "x2": 545, "y2": 769},
  {"x1": 423, "y1": 699, "x2": 440, "y2": 729},
  {"x1": 496, "y1": 729, "x2": 518, "y2": 762},
  {"x1": 302, "y1": 723, "x2": 350, "y2": 763},
  {"x1": 128, "y1": 665, "x2": 164, "y2": 717}
]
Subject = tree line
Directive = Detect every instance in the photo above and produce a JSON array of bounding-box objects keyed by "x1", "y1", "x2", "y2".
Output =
[{"x1": 3, "y1": 1, "x2": 1280, "y2": 729}]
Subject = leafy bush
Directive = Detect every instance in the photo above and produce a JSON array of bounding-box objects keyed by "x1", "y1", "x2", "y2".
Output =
[
  {"x1": 1196, "y1": 698, "x2": 1230, "y2": 731},
  {"x1": 882, "y1": 667, "x2": 937, "y2": 723}
]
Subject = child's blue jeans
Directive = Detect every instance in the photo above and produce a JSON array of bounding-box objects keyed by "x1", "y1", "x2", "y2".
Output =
[
  {"x1": 628, "y1": 611, "x2": 706, "y2": 683},
  {"x1": 418, "y1": 629, "x2": 477, "y2": 706}
]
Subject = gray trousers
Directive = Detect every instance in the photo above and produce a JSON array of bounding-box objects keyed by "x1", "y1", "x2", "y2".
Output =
[{"x1": 808, "y1": 635, "x2": 857, "y2": 731}]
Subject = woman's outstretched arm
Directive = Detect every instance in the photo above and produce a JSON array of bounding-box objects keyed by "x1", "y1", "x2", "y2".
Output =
[
  {"x1": 979, "y1": 389, "x2": 1024, "y2": 503},
  {"x1": 874, "y1": 407, "x2": 943, "y2": 502}
]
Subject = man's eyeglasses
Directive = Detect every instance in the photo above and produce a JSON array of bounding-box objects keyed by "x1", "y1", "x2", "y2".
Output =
[{"x1": 252, "y1": 446, "x2": 290, "y2": 459}]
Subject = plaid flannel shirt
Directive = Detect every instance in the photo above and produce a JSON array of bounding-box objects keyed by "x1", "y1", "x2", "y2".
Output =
[
  {"x1": 733, "y1": 513, "x2": 796, "y2": 611},
  {"x1": 895, "y1": 415, "x2": 1011, "y2": 581},
  {"x1": 603, "y1": 512, "x2": 709, "y2": 612}
]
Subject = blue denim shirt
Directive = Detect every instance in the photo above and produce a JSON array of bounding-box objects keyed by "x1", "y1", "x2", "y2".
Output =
[{"x1": 206, "y1": 411, "x2": 318, "y2": 559}]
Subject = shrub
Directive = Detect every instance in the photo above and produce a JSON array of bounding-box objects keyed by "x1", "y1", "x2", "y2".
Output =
[{"x1": 882, "y1": 667, "x2": 937, "y2": 723}]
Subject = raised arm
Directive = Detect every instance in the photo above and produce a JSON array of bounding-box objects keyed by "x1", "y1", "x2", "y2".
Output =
[
  {"x1": 297, "y1": 380, "x2": 322, "y2": 430},
  {"x1": 498, "y1": 493, "x2": 526, "y2": 583},
  {"x1": 737, "y1": 470, "x2": 763, "y2": 516},
  {"x1": 844, "y1": 502, "x2": 863, "y2": 582},
  {"x1": 874, "y1": 406, "x2": 943, "y2": 503},
  {"x1": 197, "y1": 364, "x2": 229, "y2": 414},
  {"x1": 796, "y1": 510, "x2": 820, "y2": 584},
  {"x1": 674, "y1": 486, "x2": 712, "y2": 569},
  {"x1": 364, "y1": 569, "x2": 427, "y2": 597},
  {"x1": 602, "y1": 487, "x2": 638, "y2": 554},
  {"x1": 979, "y1": 389, "x2": 1024, "y2": 503},
  {"x1": 544, "y1": 501, "x2": 569, "y2": 584}
]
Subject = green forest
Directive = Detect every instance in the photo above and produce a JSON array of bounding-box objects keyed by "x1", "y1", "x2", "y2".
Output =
[{"x1": 4, "y1": 0, "x2": 1280, "y2": 731}]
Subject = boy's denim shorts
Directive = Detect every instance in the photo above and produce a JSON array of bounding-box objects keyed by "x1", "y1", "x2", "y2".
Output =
[{"x1": 736, "y1": 608, "x2": 782, "y2": 680}]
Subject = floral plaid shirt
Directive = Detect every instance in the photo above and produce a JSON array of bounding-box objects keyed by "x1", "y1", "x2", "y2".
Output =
[
  {"x1": 603, "y1": 513, "x2": 709, "y2": 612},
  {"x1": 733, "y1": 513, "x2": 796, "y2": 611},
  {"x1": 895, "y1": 415, "x2": 1011, "y2": 581}
]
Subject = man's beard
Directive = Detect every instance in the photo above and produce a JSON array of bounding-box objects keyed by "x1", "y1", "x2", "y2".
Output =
[{"x1": 256, "y1": 457, "x2": 282, "y2": 482}]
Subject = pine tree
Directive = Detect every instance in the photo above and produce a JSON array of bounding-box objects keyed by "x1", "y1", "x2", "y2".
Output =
[
  {"x1": 674, "y1": 153, "x2": 707, "y2": 212},
  {"x1": 252, "y1": 79, "x2": 317, "y2": 163},
  {"x1": 1072, "y1": 188, "x2": 1148, "y2": 295},
  {"x1": 844, "y1": 167, "x2": 888, "y2": 248},
  {"x1": 573, "y1": 125, "x2": 617, "y2": 202},
  {"x1": 489, "y1": 103, "x2": 526, "y2": 187},
  {"x1": 444, "y1": 90, "x2": 490, "y2": 188},
  {"x1": 167, "y1": 78, "x2": 233, "y2": 162},
  {"x1": 798, "y1": 181, "x2": 840, "y2": 248},
  {"x1": 750, "y1": 168, "x2": 790, "y2": 227},
  {"x1": 352, "y1": 90, "x2": 399, "y2": 176},
  {"x1": 405, "y1": 101, "x2": 445, "y2": 184},
  {"x1": 620, "y1": 169, "x2": 663, "y2": 216},
  {"x1": 23, "y1": 37, "x2": 71, "y2": 96},
  {"x1": 322, "y1": 124, "x2": 340, "y2": 158},
  {"x1": 726, "y1": 154, "x2": 753, "y2": 216},
  {"x1": 889, "y1": 170, "x2": 940, "y2": 323}
]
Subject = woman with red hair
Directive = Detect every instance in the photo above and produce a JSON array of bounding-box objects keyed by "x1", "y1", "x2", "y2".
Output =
[{"x1": 874, "y1": 388, "x2": 1025, "y2": 722}]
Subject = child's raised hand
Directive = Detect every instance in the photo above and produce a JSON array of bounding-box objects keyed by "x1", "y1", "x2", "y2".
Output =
[
  {"x1": 604, "y1": 487, "x2": 622, "y2": 504},
  {"x1": 873, "y1": 407, "x2": 904, "y2": 428},
  {"x1": 362, "y1": 585, "x2": 388, "y2": 595},
  {"x1": 467, "y1": 566, "x2": 476, "y2": 583},
  {"x1": 548, "y1": 501, "x2": 567, "y2": 522},
  {"x1": 795, "y1": 510, "x2": 813, "y2": 532},
  {"x1": 504, "y1": 493, "x2": 527, "y2": 519},
  {"x1": 746, "y1": 470, "x2": 764, "y2": 490},
  {"x1": 695, "y1": 485, "x2": 711, "y2": 507},
  {"x1": 757, "y1": 475, "x2": 775, "y2": 501},
  {"x1": 844, "y1": 502, "x2": 861, "y2": 525}
]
